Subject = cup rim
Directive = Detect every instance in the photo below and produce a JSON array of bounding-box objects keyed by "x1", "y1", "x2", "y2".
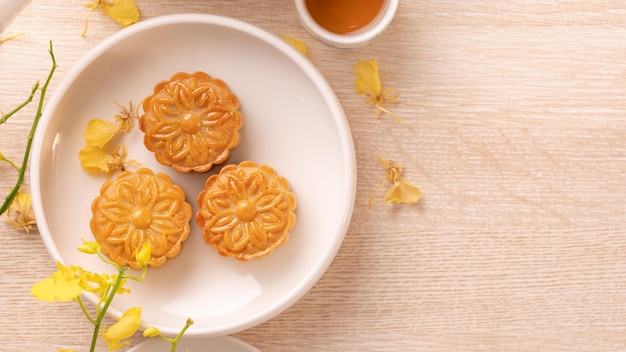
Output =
[{"x1": 294, "y1": 0, "x2": 399, "y2": 48}]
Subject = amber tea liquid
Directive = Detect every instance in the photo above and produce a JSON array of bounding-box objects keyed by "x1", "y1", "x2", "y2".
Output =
[{"x1": 305, "y1": 0, "x2": 385, "y2": 34}]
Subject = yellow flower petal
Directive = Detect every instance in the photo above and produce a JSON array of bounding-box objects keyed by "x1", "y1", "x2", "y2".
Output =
[
  {"x1": 83, "y1": 0, "x2": 139, "y2": 36},
  {"x1": 31, "y1": 264, "x2": 84, "y2": 302},
  {"x1": 353, "y1": 59, "x2": 382, "y2": 97},
  {"x1": 79, "y1": 145, "x2": 116, "y2": 175},
  {"x1": 354, "y1": 60, "x2": 401, "y2": 123},
  {"x1": 102, "y1": 0, "x2": 139, "y2": 27},
  {"x1": 103, "y1": 307, "x2": 142, "y2": 350},
  {"x1": 90, "y1": 0, "x2": 139, "y2": 27},
  {"x1": 283, "y1": 36, "x2": 307, "y2": 56},
  {"x1": 383, "y1": 178, "x2": 422, "y2": 205},
  {"x1": 84, "y1": 118, "x2": 121, "y2": 148},
  {"x1": 5, "y1": 191, "x2": 36, "y2": 233},
  {"x1": 369, "y1": 156, "x2": 421, "y2": 207}
]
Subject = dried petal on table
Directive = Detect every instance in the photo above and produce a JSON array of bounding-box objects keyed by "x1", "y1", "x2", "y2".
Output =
[
  {"x1": 353, "y1": 59, "x2": 401, "y2": 124},
  {"x1": 83, "y1": 0, "x2": 140, "y2": 37},
  {"x1": 369, "y1": 156, "x2": 421, "y2": 208}
]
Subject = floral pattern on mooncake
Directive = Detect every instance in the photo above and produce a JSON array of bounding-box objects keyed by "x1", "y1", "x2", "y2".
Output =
[
  {"x1": 196, "y1": 161, "x2": 297, "y2": 261},
  {"x1": 139, "y1": 71, "x2": 243, "y2": 173},
  {"x1": 90, "y1": 168, "x2": 192, "y2": 269}
]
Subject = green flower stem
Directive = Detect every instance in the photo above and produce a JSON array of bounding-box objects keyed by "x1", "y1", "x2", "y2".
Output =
[
  {"x1": 1, "y1": 156, "x2": 20, "y2": 171},
  {"x1": 90, "y1": 266, "x2": 127, "y2": 352},
  {"x1": 77, "y1": 295, "x2": 97, "y2": 325},
  {"x1": 127, "y1": 265, "x2": 148, "y2": 282},
  {"x1": 97, "y1": 251, "x2": 121, "y2": 269},
  {"x1": 169, "y1": 318, "x2": 194, "y2": 352},
  {"x1": 0, "y1": 41, "x2": 56, "y2": 215},
  {"x1": 0, "y1": 81, "x2": 38, "y2": 125}
]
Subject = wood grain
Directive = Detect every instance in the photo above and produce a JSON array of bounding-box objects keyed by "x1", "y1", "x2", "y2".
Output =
[{"x1": 1, "y1": 1, "x2": 625, "y2": 351}]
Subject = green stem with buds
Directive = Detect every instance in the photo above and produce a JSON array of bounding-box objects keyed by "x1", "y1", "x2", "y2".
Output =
[{"x1": 0, "y1": 41, "x2": 56, "y2": 215}]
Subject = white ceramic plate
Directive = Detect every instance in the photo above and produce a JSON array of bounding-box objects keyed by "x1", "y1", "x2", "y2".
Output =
[
  {"x1": 127, "y1": 336, "x2": 260, "y2": 352},
  {"x1": 31, "y1": 14, "x2": 356, "y2": 337}
]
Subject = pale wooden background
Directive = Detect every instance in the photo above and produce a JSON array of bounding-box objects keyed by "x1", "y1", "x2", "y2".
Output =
[{"x1": 1, "y1": 1, "x2": 626, "y2": 351}]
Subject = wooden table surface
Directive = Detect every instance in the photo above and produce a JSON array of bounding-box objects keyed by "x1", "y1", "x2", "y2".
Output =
[{"x1": 1, "y1": 1, "x2": 626, "y2": 351}]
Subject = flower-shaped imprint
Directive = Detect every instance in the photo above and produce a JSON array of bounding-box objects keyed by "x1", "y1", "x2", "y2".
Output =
[
  {"x1": 90, "y1": 168, "x2": 192, "y2": 269},
  {"x1": 196, "y1": 161, "x2": 297, "y2": 261},
  {"x1": 140, "y1": 71, "x2": 243, "y2": 173}
]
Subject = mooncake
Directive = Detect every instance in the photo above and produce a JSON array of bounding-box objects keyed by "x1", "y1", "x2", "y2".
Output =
[
  {"x1": 139, "y1": 71, "x2": 243, "y2": 173},
  {"x1": 90, "y1": 168, "x2": 192, "y2": 269},
  {"x1": 196, "y1": 161, "x2": 297, "y2": 261}
]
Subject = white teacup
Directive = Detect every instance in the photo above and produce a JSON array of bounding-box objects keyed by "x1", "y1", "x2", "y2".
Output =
[{"x1": 294, "y1": 0, "x2": 398, "y2": 48}]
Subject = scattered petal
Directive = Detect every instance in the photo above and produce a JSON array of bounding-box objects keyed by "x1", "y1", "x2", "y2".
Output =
[
  {"x1": 79, "y1": 144, "x2": 134, "y2": 177},
  {"x1": 353, "y1": 59, "x2": 401, "y2": 123},
  {"x1": 283, "y1": 36, "x2": 307, "y2": 56},
  {"x1": 83, "y1": 0, "x2": 140, "y2": 37},
  {"x1": 103, "y1": 307, "x2": 142, "y2": 351},
  {"x1": 79, "y1": 145, "x2": 116, "y2": 175},
  {"x1": 5, "y1": 191, "x2": 37, "y2": 233},
  {"x1": 383, "y1": 177, "x2": 422, "y2": 205},
  {"x1": 369, "y1": 156, "x2": 421, "y2": 208},
  {"x1": 84, "y1": 118, "x2": 121, "y2": 148},
  {"x1": 354, "y1": 59, "x2": 382, "y2": 97}
]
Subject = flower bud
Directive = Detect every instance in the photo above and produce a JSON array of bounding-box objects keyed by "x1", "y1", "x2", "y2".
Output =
[
  {"x1": 78, "y1": 241, "x2": 100, "y2": 255},
  {"x1": 143, "y1": 327, "x2": 161, "y2": 338},
  {"x1": 135, "y1": 242, "x2": 151, "y2": 267}
]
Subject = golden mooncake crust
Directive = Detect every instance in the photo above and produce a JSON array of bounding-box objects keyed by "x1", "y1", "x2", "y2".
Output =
[
  {"x1": 196, "y1": 161, "x2": 297, "y2": 261},
  {"x1": 139, "y1": 71, "x2": 243, "y2": 173},
  {"x1": 90, "y1": 168, "x2": 192, "y2": 269}
]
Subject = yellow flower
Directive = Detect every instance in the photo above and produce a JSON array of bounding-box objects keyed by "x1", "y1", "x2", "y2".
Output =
[
  {"x1": 31, "y1": 262, "x2": 84, "y2": 302},
  {"x1": 83, "y1": 0, "x2": 140, "y2": 37},
  {"x1": 369, "y1": 156, "x2": 421, "y2": 208},
  {"x1": 5, "y1": 191, "x2": 37, "y2": 233},
  {"x1": 135, "y1": 241, "x2": 152, "y2": 267},
  {"x1": 353, "y1": 59, "x2": 401, "y2": 123},
  {"x1": 34, "y1": 261, "x2": 129, "y2": 302},
  {"x1": 102, "y1": 307, "x2": 142, "y2": 351},
  {"x1": 86, "y1": 271, "x2": 130, "y2": 299},
  {"x1": 283, "y1": 37, "x2": 307, "y2": 56}
]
